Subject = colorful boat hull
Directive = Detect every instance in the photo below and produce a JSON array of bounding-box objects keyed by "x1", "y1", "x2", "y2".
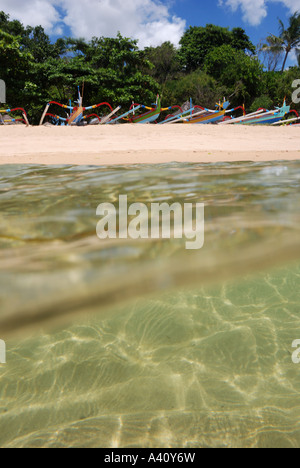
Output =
[
  {"x1": 183, "y1": 110, "x2": 226, "y2": 124},
  {"x1": 239, "y1": 113, "x2": 289, "y2": 125},
  {"x1": 183, "y1": 101, "x2": 230, "y2": 124},
  {"x1": 68, "y1": 107, "x2": 84, "y2": 125},
  {"x1": 130, "y1": 96, "x2": 161, "y2": 124},
  {"x1": 236, "y1": 105, "x2": 290, "y2": 125}
]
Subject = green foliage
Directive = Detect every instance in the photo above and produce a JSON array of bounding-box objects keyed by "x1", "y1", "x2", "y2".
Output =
[
  {"x1": 143, "y1": 42, "x2": 181, "y2": 87},
  {"x1": 0, "y1": 28, "x2": 33, "y2": 105},
  {"x1": 261, "y1": 68, "x2": 300, "y2": 112},
  {"x1": 0, "y1": 13, "x2": 159, "y2": 123},
  {"x1": 250, "y1": 95, "x2": 274, "y2": 112},
  {"x1": 203, "y1": 45, "x2": 264, "y2": 106},
  {"x1": 0, "y1": 12, "x2": 64, "y2": 62},
  {"x1": 178, "y1": 24, "x2": 255, "y2": 72},
  {"x1": 258, "y1": 35, "x2": 285, "y2": 71},
  {"x1": 262, "y1": 12, "x2": 300, "y2": 72},
  {"x1": 0, "y1": 9, "x2": 299, "y2": 123},
  {"x1": 164, "y1": 70, "x2": 227, "y2": 109},
  {"x1": 231, "y1": 27, "x2": 256, "y2": 53},
  {"x1": 77, "y1": 33, "x2": 159, "y2": 106},
  {"x1": 0, "y1": 29, "x2": 32, "y2": 65}
]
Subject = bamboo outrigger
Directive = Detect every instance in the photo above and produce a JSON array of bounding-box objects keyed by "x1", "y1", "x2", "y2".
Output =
[
  {"x1": 0, "y1": 107, "x2": 30, "y2": 126},
  {"x1": 121, "y1": 95, "x2": 183, "y2": 124},
  {"x1": 6, "y1": 87, "x2": 296, "y2": 127},
  {"x1": 106, "y1": 105, "x2": 142, "y2": 124},
  {"x1": 219, "y1": 101, "x2": 291, "y2": 125},
  {"x1": 183, "y1": 100, "x2": 232, "y2": 124},
  {"x1": 271, "y1": 109, "x2": 300, "y2": 126},
  {"x1": 39, "y1": 87, "x2": 168, "y2": 126},
  {"x1": 125, "y1": 95, "x2": 162, "y2": 123},
  {"x1": 39, "y1": 86, "x2": 119, "y2": 126},
  {"x1": 159, "y1": 99, "x2": 245, "y2": 125}
]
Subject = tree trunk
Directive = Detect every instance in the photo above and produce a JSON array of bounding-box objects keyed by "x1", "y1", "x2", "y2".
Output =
[{"x1": 281, "y1": 49, "x2": 290, "y2": 72}]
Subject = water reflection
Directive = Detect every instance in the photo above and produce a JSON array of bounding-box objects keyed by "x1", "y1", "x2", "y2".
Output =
[{"x1": 0, "y1": 162, "x2": 300, "y2": 447}]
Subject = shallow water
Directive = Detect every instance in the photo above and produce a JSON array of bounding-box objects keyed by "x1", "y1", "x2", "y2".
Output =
[{"x1": 0, "y1": 161, "x2": 300, "y2": 447}]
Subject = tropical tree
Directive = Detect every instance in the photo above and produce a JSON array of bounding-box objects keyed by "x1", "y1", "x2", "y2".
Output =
[
  {"x1": 164, "y1": 70, "x2": 227, "y2": 108},
  {"x1": 260, "y1": 67, "x2": 300, "y2": 112},
  {"x1": 267, "y1": 12, "x2": 300, "y2": 72},
  {"x1": 178, "y1": 24, "x2": 255, "y2": 72},
  {"x1": 0, "y1": 11, "x2": 65, "y2": 62},
  {"x1": 258, "y1": 35, "x2": 285, "y2": 71},
  {"x1": 296, "y1": 48, "x2": 300, "y2": 66},
  {"x1": 203, "y1": 45, "x2": 264, "y2": 106},
  {"x1": 0, "y1": 28, "x2": 33, "y2": 104},
  {"x1": 143, "y1": 42, "x2": 181, "y2": 88}
]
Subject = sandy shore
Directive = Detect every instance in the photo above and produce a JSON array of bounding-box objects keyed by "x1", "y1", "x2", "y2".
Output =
[{"x1": 0, "y1": 124, "x2": 299, "y2": 165}]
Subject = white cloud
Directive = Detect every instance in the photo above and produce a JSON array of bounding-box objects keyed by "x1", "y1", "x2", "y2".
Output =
[
  {"x1": 218, "y1": 0, "x2": 267, "y2": 26},
  {"x1": 219, "y1": 0, "x2": 300, "y2": 26},
  {"x1": 273, "y1": 0, "x2": 300, "y2": 13},
  {"x1": 0, "y1": 0, "x2": 61, "y2": 32},
  {"x1": 0, "y1": 0, "x2": 186, "y2": 48}
]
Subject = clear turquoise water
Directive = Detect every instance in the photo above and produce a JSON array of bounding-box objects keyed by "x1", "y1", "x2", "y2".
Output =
[{"x1": 0, "y1": 162, "x2": 300, "y2": 448}]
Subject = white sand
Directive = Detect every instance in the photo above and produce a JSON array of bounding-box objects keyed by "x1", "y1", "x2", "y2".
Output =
[{"x1": 0, "y1": 124, "x2": 299, "y2": 165}]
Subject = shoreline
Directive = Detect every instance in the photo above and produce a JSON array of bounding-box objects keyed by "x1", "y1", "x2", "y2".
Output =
[{"x1": 0, "y1": 125, "x2": 299, "y2": 165}]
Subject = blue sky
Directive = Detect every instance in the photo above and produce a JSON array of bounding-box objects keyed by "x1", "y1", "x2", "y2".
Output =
[
  {"x1": 170, "y1": 0, "x2": 297, "y2": 52},
  {"x1": 1, "y1": 0, "x2": 299, "y2": 66}
]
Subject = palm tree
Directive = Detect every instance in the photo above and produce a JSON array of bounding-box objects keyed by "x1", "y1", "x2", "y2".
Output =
[
  {"x1": 270, "y1": 12, "x2": 300, "y2": 72},
  {"x1": 296, "y1": 48, "x2": 300, "y2": 66},
  {"x1": 258, "y1": 35, "x2": 284, "y2": 71}
]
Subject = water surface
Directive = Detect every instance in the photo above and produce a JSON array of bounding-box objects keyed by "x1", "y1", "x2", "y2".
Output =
[{"x1": 0, "y1": 162, "x2": 300, "y2": 447}]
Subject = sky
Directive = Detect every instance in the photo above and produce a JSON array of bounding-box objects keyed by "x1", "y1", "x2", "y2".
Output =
[{"x1": 0, "y1": 0, "x2": 299, "y2": 65}]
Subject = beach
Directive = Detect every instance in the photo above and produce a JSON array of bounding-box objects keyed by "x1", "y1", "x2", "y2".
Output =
[{"x1": 0, "y1": 124, "x2": 299, "y2": 165}]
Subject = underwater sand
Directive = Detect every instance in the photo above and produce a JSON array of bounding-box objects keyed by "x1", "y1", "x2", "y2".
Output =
[{"x1": 0, "y1": 161, "x2": 300, "y2": 447}]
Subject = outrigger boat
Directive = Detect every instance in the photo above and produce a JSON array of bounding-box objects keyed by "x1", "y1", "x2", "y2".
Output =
[
  {"x1": 0, "y1": 107, "x2": 29, "y2": 126},
  {"x1": 122, "y1": 95, "x2": 183, "y2": 124},
  {"x1": 39, "y1": 88, "x2": 169, "y2": 126},
  {"x1": 271, "y1": 109, "x2": 300, "y2": 126},
  {"x1": 125, "y1": 95, "x2": 161, "y2": 123},
  {"x1": 159, "y1": 99, "x2": 245, "y2": 125},
  {"x1": 219, "y1": 101, "x2": 291, "y2": 126},
  {"x1": 183, "y1": 99, "x2": 231, "y2": 124},
  {"x1": 39, "y1": 86, "x2": 120, "y2": 126}
]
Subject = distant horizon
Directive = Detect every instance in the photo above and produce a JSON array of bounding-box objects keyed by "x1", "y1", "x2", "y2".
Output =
[{"x1": 0, "y1": 0, "x2": 299, "y2": 68}]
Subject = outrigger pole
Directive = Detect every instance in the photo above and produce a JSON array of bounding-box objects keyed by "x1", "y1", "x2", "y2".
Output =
[
  {"x1": 82, "y1": 105, "x2": 122, "y2": 124},
  {"x1": 167, "y1": 109, "x2": 207, "y2": 124},
  {"x1": 158, "y1": 100, "x2": 237, "y2": 125},
  {"x1": 219, "y1": 109, "x2": 271, "y2": 125},
  {"x1": 99, "y1": 106, "x2": 121, "y2": 124},
  {"x1": 272, "y1": 116, "x2": 300, "y2": 125},
  {"x1": 219, "y1": 109, "x2": 264, "y2": 125},
  {"x1": 158, "y1": 107, "x2": 197, "y2": 124},
  {"x1": 39, "y1": 94, "x2": 115, "y2": 125},
  {"x1": 106, "y1": 105, "x2": 142, "y2": 124},
  {"x1": 0, "y1": 108, "x2": 29, "y2": 126}
]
